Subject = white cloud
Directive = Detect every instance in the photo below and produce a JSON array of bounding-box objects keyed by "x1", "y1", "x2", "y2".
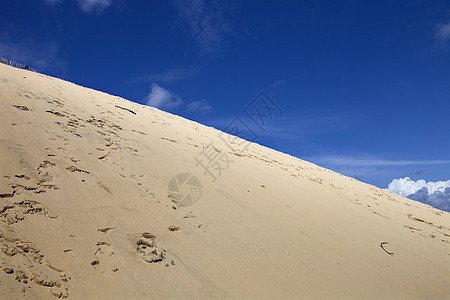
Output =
[
  {"x1": 408, "y1": 187, "x2": 450, "y2": 212},
  {"x1": 77, "y1": 0, "x2": 112, "y2": 12},
  {"x1": 387, "y1": 177, "x2": 450, "y2": 197},
  {"x1": 175, "y1": 0, "x2": 238, "y2": 54},
  {"x1": 434, "y1": 22, "x2": 450, "y2": 43},
  {"x1": 143, "y1": 83, "x2": 182, "y2": 109},
  {"x1": 387, "y1": 177, "x2": 450, "y2": 212},
  {"x1": 187, "y1": 99, "x2": 213, "y2": 113}
]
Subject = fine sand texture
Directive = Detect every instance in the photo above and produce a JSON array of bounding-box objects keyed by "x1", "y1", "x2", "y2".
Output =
[{"x1": 0, "y1": 63, "x2": 449, "y2": 299}]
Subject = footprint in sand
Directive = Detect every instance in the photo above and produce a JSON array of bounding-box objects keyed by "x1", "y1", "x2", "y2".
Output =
[
  {"x1": 92, "y1": 241, "x2": 122, "y2": 271},
  {"x1": 136, "y1": 233, "x2": 165, "y2": 263},
  {"x1": 13, "y1": 105, "x2": 30, "y2": 111},
  {"x1": 97, "y1": 227, "x2": 117, "y2": 234}
]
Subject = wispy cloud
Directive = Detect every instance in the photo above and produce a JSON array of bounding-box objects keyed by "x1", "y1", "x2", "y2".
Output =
[
  {"x1": 0, "y1": 36, "x2": 67, "y2": 75},
  {"x1": 175, "y1": 0, "x2": 238, "y2": 55},
  {"x1": 77, "y1": 0, "x2": 112, "y2": 13},
  {"x1": 44, "y1": 0, "x2": 113, "y2": 12},
  {"x1": 310, "y1": 156, "x2": 450, "y2": 167},
  {"x1": 143, "y1": 83, "x2": 182, "y2": 109},
  {"x1": 434, "y1": 21, "x2": 450, "y2": 44},
  {"x1": 203, "y1": 113, "x2": 355, "y2": 142},
  {"x1": 187, "y1": 99, "x2": 213, "y2": 113},
  {"x1": 134, "y1": 65, "x2": 201, "y2": 83},
  {"x1": 45, "y1": 0, "x2": 63, "y2": 4},
  {"x1": 258, "y1": 114, "x2": 356, "y2": 140}
]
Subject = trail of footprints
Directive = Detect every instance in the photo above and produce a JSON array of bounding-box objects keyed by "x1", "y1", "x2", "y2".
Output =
[
  {"x1": 0, "y1": 232, "x2": 70, "y2": 298},
  {"x1": 10, "y1": 81, "x2": 175, "y2": 205},
  {"x1": 4, "y1": 79, "x2": 216, "y2": 293},
  {"x1": 405, "y1": 214, "x2": 450, "y2": 244},
  {"x1": 0, "y1": 234, "x2": 70, "y2": 298},
  {"x1": 1, "y1": 169, "x2": 68, "y2": 298},
  {"x1": 0, "y1": 191, "x2": 68, "y2": 299},
  {"x1": 11, "y1": 83, "x2": 161, "y2": 204},
  {"x1": 0, "y1": 199, "x2": 55, "y2": 225},
  {"x1": 0, "y1": 129, "x2": 71, "y2": 297}
]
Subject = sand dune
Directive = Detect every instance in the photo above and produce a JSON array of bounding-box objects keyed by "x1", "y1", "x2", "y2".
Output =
[{"x1": 0, "y1": 63, "x2": 449, "y2": 299}]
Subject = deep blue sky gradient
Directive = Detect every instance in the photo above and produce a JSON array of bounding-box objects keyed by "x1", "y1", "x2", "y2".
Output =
[{"x1": 1, "y1": 0, "x2": 449, "y2": 191}]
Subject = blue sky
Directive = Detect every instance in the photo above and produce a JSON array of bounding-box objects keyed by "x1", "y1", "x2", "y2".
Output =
[{"x1": 1, "y1": 0, "x2": 450, "y2": 209}]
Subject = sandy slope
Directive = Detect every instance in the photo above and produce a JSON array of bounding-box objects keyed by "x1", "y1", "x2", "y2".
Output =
[{"x1": 0, "y1": 63, "x2": 449, "y2": 299}]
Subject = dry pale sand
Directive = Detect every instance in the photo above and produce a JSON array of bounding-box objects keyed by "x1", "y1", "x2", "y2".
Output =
[{"x1": 0, "y1": 63, "x2": 449, "y2": 299}]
